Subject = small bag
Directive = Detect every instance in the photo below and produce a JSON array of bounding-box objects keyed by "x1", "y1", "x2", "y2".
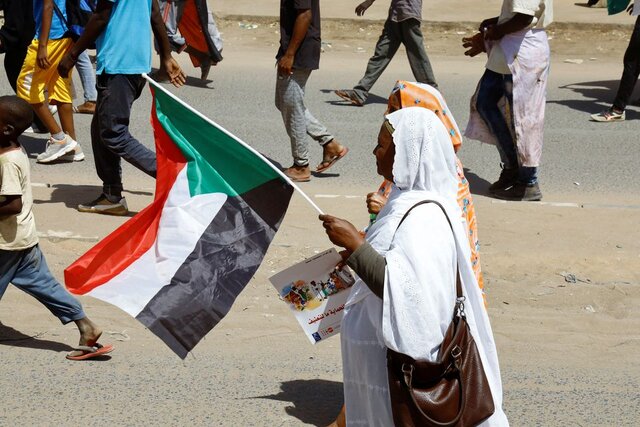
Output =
[{"x1": 386, "y1": 200, "x2": 495, "y2": 427}]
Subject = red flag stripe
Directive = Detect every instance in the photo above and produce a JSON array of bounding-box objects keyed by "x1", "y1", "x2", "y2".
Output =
[{"x1": 65, "y1": 90, "x2": 187, "y2": 294}]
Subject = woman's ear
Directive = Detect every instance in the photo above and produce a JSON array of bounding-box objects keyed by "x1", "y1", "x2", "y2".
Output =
[{"x1": 2, "y1": 124, "x2": 15, "y2": 137}]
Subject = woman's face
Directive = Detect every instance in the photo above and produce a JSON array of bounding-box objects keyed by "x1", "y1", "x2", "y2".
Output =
[{"x1": 373, "y1": 123, "x2": 395, "y2": 181}]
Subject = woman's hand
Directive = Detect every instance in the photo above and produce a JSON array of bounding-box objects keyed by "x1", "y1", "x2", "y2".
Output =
[
  {"x1": 319, "y1": 214, "x2": 365, "y2": 253},
  {"x1": 366, "y1": 192, "x2": 387, "y2": 215}
]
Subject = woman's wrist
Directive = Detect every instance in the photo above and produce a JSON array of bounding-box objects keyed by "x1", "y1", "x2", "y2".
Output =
[{"x1": 346, "y1": 235, "x2": 366, "y2": 253}]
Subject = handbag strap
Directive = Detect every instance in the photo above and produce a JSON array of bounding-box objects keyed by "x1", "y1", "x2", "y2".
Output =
[
  {"x1": 390, "y1": 200, "x2": 469, "y2": 426},
  {"x1": 393, "y1": 200, "x2": 464, "y2": 300}
]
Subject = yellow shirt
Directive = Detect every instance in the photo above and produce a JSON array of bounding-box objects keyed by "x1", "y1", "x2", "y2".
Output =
[{"x1": 0, "y1": 148, "x2": 38, "y2": 250}]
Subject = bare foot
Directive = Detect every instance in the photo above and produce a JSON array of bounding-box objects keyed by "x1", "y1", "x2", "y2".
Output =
[
  {"x1": 316, "y1": 139, "x2": 349, "y2": 173},
  {"x1": 75, "y1": 317, "x2": 103, "y2": 347}
]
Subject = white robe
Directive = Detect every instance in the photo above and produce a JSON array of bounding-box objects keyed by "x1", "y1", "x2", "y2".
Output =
[
  {"x1": 465, "y1": 28, "x2": 550, "y2": 168},
  {"x1": 341, "y1": 108, "x2": 509, "y2": 426}
]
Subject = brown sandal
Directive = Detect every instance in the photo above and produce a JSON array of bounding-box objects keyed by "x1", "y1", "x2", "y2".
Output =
[{"x1": 73, "y1": 101, "x2": 96, "y2": 115}]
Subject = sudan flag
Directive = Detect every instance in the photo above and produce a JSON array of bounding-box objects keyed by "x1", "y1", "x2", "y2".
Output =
[{"x1": 65, "y1": 78, "x2": 294, "y2": 358}]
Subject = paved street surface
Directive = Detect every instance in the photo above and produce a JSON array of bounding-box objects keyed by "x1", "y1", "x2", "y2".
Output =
[{"x1": 1, "y1": 5, "x2": 639, "y2": 427}]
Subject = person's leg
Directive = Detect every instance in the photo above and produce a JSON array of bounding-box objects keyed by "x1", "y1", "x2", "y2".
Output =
[
  {"x1": 4, "y1": 44, "x2": 45, "y2": 131},
  {"x1": 74, "y1": 50, "x2": 97, "y2": 110},
  {"x1": 351, "y1": 19, "x2": 403, "y2": 102},
  {"x1": 612, "y1": 16, "x2": 640, "y2": 112},
  {"x1": 400, "y1": 18, "x2": 438, "y2": 88},
  {"x1": 276, "y1": 69, "x2": 313, "y2": 175},
  {"x1": 475, "y1": 69, "x2": 518, "y2": 169},
  {"x1": 31, "y1": 101, "x2": 63, "y2": 135},
  {"x1": 0, "y1": 249, "x2": 23, "y2": 300},
  {"x1": 502, "y1": 74, "x2": 537, "y2": 185},
  {"x1": 9, "y1": 246, "x2": 105, "y2": 349},
  {"x1": 304, "y1": 109, "x2": 334, "y2": 146},
  {"x1": 96, "y1": 74, "x2": 157, "y2": 179},
  {"x1": 9, "y1": 246, "x2": 85, "y2": 324}
]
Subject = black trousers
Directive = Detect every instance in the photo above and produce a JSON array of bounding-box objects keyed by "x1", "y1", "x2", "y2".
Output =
[
  {"x1": 613, "y1": 16, "x2": 640, "y2": 111},
  {"x1": 91, "y1": 74, "x2": 157, "y2": 197},
  {"x1": 0, "y1": 0, "x2": 45, "y2": 128}
]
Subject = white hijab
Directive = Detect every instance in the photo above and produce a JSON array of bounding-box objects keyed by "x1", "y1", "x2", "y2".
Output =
[{"x1": 351, "y1": 108, "x2": 509, "y2": 426}]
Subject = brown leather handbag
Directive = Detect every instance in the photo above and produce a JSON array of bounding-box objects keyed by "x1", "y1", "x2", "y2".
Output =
[{"x1": 386, "y1": 200, "x2": 495, "y2": 427}]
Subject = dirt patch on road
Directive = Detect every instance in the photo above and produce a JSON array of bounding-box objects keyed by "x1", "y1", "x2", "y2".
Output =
[{"x1": 218, "y1": 15, "x2": 632, "y2": 61}]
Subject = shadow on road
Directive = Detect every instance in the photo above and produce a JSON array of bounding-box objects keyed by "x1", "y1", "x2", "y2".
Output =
[
  {"x1": 254, "y1": 379, "x2": 343, "y2": 426},
  {"x1": 549, "y1": 80, "x2": 640, "y2": 116},
  {"x1": 149, "y1": 67, "x2": 214, "y2": 89},
  {"x1": 320, "y1": 89, "x2": 388, "y2": 107},
  {"x1": 464, "y1": 168, "x2": 492, "y2": 196},
  {"x1": 33, "y1": 184, "x2": 150, "y2": 216},
  {"x1": 18, "y1": 134, "x2": 48, "y2": 158},
  {"x1": 0, "y1": 322, "x2": 74, "y2": 353}
]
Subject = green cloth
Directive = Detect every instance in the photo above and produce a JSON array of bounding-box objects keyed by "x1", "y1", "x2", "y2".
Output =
[
  {"x1": 346, "y1": 242, "x2": 386, "y2": 299},
  {"x1": 608, "y1": 0, "x2": 632, "y2": 15}
]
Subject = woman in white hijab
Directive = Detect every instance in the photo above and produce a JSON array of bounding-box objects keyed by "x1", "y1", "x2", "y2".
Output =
[{"x1": 320, "y1": 107, "x2": 509, "y2": 426}]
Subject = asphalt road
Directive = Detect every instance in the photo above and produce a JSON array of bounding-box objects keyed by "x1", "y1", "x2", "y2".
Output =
[
  {"x1": 1, "y1": 45, "x2": 639, "y2": 427},
  {"x1": 12, "y1": 48, "x2": 640, "y2": 205}
]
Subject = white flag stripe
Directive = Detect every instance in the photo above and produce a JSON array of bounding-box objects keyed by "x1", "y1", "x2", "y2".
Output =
[{"x1": 88, "y1": 168, "x2": 227, "y2": 316}]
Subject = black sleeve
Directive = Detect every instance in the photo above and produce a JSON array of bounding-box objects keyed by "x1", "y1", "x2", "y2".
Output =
[
  {"x1": 293, "y1": 0, "x2": 312, "y2": 10},
  {"x1": 346, "y1": 241, "x2": 386, "y2": 299}
]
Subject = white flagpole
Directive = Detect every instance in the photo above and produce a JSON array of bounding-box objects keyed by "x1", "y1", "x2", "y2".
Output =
[{"x1": 143, "y1": 74, "x2": 325, "y2": 215}]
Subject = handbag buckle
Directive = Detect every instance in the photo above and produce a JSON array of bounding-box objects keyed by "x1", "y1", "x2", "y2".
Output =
[{"x1": 451, "y1": 345, "x2": 462, "y2": 359}]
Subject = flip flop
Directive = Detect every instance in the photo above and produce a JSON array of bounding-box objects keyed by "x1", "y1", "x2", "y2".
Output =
[
  {"x1": 316, "y1": 147, "x2": 349, "y2": 173},
  {"x1": 66, "y1": 343, "x2": 114, "y2": 361}
]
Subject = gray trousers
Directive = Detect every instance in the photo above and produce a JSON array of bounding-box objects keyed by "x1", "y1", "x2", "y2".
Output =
[
  {"x1": 353, "y1": 18, "x2": 437, "y2": 102},
  {"x1": 275, "y1": 69, "x2": 334, "y2": 167}
]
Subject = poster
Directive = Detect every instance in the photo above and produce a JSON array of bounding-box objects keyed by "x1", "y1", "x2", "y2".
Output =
[{"x1": 269, "y1": 248, "x2": 356, "y2": 344}]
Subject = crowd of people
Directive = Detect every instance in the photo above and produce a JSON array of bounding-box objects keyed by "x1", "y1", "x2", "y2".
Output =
[{"x1": 0, "y1": 0, "x2": 638, "y2": 425}]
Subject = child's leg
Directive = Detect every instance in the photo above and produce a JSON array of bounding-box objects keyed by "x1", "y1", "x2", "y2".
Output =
[
  {"x1": 47, "y1": 38, "x2": 76, "y2": 140},
  {"x1": 57, "y1": 103, "x2": 76, "y2": 140},
  {"x1": 9, "y1": 245, "x2": 103, "y2": 346},
  {"x1": 31, "y1": 101, "x2": 63, "y2": 136},
  {"x1": 0, "y1": 249, "x2": 25, "y2": 299},
  {"x1": 9, "y1": 245, "x2": 85, "y2": 324}
]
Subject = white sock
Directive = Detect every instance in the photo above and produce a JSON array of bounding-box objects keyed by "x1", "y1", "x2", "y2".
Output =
[{"x1": 52, "y1": 131, "x2": 66, "y2": 141}]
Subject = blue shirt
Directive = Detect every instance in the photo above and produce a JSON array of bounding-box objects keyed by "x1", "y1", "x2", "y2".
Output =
[
  {"x1": 96, "y1": 0, "x2": 152, "y2": 75},
  {"x1": 33, "y1": 0, "x2": 68, "y2": 40}
]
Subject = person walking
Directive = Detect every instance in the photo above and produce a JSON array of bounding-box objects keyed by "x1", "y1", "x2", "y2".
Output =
[
  {"x1": 57, "y1": 0, "x2": 185, "y2": 216},
  {"x1": 0, "y1": 0, "x2": 48, "y2": 133},
  {"x1": 591, "y1": 2, "x2": 640, "y2": 122},
  {"x1": 334, "y1": 0, "x2": 438, "y2": 107},
  {"x1": 319, "y1": 107, "x2": 508, "y2": 426},
  {"x1": 276, "y1": 0, "x2": 348, "y2": 182},
  {"x1": 157, "y1": 0, "x2": 223, "y2": 83},
  {"x1": 0, "y1": 95, "x2": 113, "y2": 361},
  {"x1": 464, "y1": 0, "x2": 552, "y2": 202},
  {"x1": 16, "y1": 0, "x2": 85, "y2": 163}
]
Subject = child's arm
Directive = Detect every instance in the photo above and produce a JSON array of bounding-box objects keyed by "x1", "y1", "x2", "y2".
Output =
[
  {"x1": 0, "y1": 195, "x2": 22, "y2": 217},
  {"x1": 57, "y1": 0, "x2": 114, "y2": 78},
  {"x1": 150, "y1": 0, "x2": 186, "y2": 87},
  {"x1": 38, "y1": 0, "x2": 55, "y2": 69}
]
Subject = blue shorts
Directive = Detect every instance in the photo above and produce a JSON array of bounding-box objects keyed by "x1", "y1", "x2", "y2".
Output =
[{"x1": 0, "y1": 245, "x2": 85, "y2": 324}]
